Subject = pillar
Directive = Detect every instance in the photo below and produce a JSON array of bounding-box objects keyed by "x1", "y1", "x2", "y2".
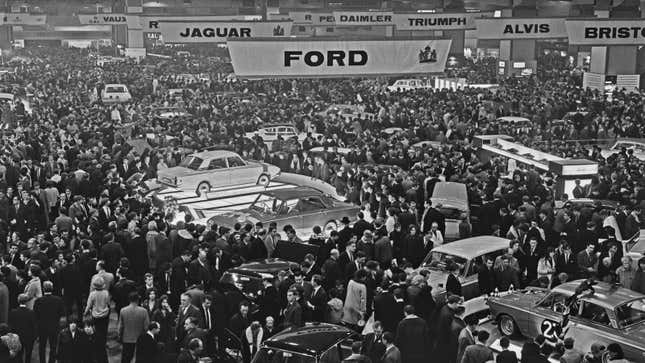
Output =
[
  {"x1": 590, "y1": 0, "x2": 640, "y2": 76},
  {"x1": 126, "y1": 0, "x2": 145, "y2": 59},
  {"x1": 510, "y1": 0, "x2": 537, "y2": 75},
  {"x1": 442, "y1": 0, "x2": 465, "y2": 59}
]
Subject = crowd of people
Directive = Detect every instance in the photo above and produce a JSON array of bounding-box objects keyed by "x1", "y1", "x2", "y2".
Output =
[{"x1": 0, "y1": 44, "x2": 640, "y2": 363}]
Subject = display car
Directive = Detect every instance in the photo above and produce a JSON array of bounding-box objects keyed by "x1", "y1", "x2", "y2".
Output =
[
  {"x1": 156, "y1": 150, "x2": 280, "y2": 195},
  {"x1": 386, "y1": 79, "x2": 432, "y2": 92},
  {"x1": 245, "y1": 123, "x2": 321, "y2": 145},
  {"x1": 418, "y1": 236, "x2": 510, "y2": 313},
  {"x1": 150, "y1": 106, "x2": 192, "y2": 120},
  {"x1": 556, "y1": 198, "x2": 618, "y2": 213},
  {"x1": 488, "y1": 280, "x2": 645, "y2": 361},
  {"x1": 600, "y1": 138, "x2": 645, "y2": 161},
  {"x1": 251, "y1": 323, "x2": 359, "y2": 363},
  {"x1": 427, "y1": 181, "x2": 470, "y2": 241},
  {"x1": 101, "y1": 83, "x2": 132, "y2": 103},
  {"x1": 206, "y1": 187, "x2": 359, "y2": 237}
]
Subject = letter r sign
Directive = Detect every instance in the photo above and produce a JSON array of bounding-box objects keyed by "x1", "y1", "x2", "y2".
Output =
[{"x1": 149, "y1": 21, "x2": 158, "y2": 29}]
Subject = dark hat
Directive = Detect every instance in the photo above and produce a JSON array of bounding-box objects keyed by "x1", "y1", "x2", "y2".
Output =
[{"x1": 341, "y1": 216, "x2": 351, "y2": 225}]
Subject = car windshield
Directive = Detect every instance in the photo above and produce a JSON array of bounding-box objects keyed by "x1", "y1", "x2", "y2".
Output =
[
  {"x1": 220, "y1": 272, "x2": 263, "y2": 300},
  {"x1": 251, "y1": 348, "x2": 315, "y2": 363},
  {"x1": 615, "y1": 298, "x2": 645, "y2": 328},
  {"x1": 421, "y1": 251, "x2": 468, "y2": 274},
  {"x1": 179, "y1": 156, "x2": 203, "y2": 170},
  {"x1": 105, "y1": 86, "x2": 126, "y2": 93}
]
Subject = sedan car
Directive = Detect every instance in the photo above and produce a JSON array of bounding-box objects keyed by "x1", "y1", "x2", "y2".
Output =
[
  {"x1": 488, "y1": 280, "x2": 645, "y2": 361},
  {"x1": 251, "y1": 323, "x2": 358, "y2": 363},
  {"x1": 156, "y1": 150, "x2": 280, "y2": 196},
  {"x1": 245, "y1": 123, "x2": 321, "y2": 145},
  {"x1": 207, "y1": 187, "x2": 360, "y2": 237},
  {"x1": 418, "y1": 236, "x2": 511, "y2": 316}
]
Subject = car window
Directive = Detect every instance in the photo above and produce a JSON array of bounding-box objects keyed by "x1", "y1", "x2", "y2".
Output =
[
  {"x1": 538, "y1": 292, "x2": 572, "y2": 313},
  {"x1": 579, "y1": 301, "x2": 611, "y2": 326},
  {"x1": 105, "y1": 86, "x2": 126, "y2": 93},
  {"x1": 297, "y1": 197, "x2": 326, "y2": 212},
  {"x1": 208, "y1": 158, "x2": 227, "y2": 170},
  {"x1": 179, "y1": 156, "x2": 204, "y2": 170},
  {"x1": 227, "y1": 156, "x2": 246, "y2": 167},
  {"x1": 615, "y1": 298, "x2": 645, "y2": 328}
]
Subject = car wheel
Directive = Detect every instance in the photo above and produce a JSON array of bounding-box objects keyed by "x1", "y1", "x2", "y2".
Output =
[
  {"x1": 498, "y1": 314, "x2": 519, "y2": 337},
  {"x1": 196, "y1": 182, "x2": 210, "y2": 196},
  {"x1": 257, "y1": 174, "x2": 270, "y2": 187},
  {"x1": 323, "y1": 220, "x2": 338, "y2": 235}
]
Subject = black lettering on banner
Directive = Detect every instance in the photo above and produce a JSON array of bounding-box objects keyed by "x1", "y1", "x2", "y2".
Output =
[
  {"x1": 149, "y1": 20, "x2": 158, "y2": 29},
  {"x1": 585, "y1": 27, "x2": 597, "y2": 38},
  {"x1": 304, "y1": 14, "x2": 312, "y2": 21},
  {"x1": 179, "y1": 27, "x2": 252, "y2": 38},
  {"x1": 283, "y1": 50, "x2": 368, "y2": 67},
  {"x1": 539, "y1": 24, "x2": 549, "y2": 33},
  {"x1": 503, "y1": 23, "x2": 549, "y2": 34}
]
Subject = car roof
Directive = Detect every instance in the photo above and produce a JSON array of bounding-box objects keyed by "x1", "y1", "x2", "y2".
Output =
[
  {"x1": 431, "y1": 236, "x2": 511, "y2": 260},
  {"x1": 552, "y1": 280, "x2": 645, "y2": 309},
  {"x1": 261, "y1": 187, "x2": 323, "y2": 200},
  {"x1": 189, "y1": 150, "x2": 241, "y2": 159},
  {"x1": 263, "y1": 323, "x2": 357, "y2": 356},
  {"x1": 431, "y1": 182, "x2": 468, "y2": 202},
  {"x1": 227, "y1": 258, "x2": 298, "y2": 276},
  {"x1": 104, "y1": 83, "x2": 127, "y2": 87},
  {"x1": 497, "y1": 116, "x2": 530, "y2": 123}
]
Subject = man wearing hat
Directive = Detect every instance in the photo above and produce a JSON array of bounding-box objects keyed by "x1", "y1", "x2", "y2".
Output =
[{"x1": 337, "y1": 216, "x2": 353, "y2": 251}]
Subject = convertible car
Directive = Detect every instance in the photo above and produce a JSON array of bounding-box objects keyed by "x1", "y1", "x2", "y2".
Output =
[
  {"x1": 207, "y1": 187, "x2": 360, "y2": 237},
  {"x1": 488, "y1": 280, "x2": 645, "y2": 361}
]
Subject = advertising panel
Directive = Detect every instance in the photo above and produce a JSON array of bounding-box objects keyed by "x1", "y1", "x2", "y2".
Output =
[
  {"x1": 393, "y1": 13, "x2": 476, "y2": 30},
  {"x1": 289, "y1": 11, "x2": 335, "y2": 25},
  {"x1": 332, "y1": 11, "x2": 394, "y2": 26},
  {"x1": 159, "y1": 21, "x2": 292, "y2": 43},
  {"x1": 144, "y1": 15, "x2": 262, "y2": 31},
  {"x1": 1, "y1": 13, "x2": 47, "y2": 25},
  {"x1": 476, "y1": 18, "x2": 567, "y2": 39},
  {"x1": 566, "y1": 19, "x2": 645, "y2": 45},
  {"x1": 78, "y1": 14, "x2": 140, "y2": 26},
  {"x1": 228, "y1": 38, "x2": 451, "y2": 78}
]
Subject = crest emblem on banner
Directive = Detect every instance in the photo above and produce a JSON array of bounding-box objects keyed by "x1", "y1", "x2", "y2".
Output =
[
  {"x1": 273, "y1": 25, "x2": 284, "y2": 36},
  {"x1": 418, "y1": 45, "x2": 437, "y2": 63},
  {"x1": 89, "y1": 15, "x2": 100, "y2": 24}
]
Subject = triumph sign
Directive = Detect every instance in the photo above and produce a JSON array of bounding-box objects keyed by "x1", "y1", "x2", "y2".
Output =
[
  {"x1": 228, "y1": 38, "x2": 452, "y2": 78},
  {"x1": 159, "y1": 21, "x2": 292, "y2": 43},
  {"x1": 393, "y1": 13, "x2": 476, "y2": 30}
]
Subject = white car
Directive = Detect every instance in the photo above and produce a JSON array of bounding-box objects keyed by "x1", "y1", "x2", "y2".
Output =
[
  {"x1": 151, "y1": 107, "x2": 192, "y2": 120},
  {"x1": 101, "y1": 84, "x2": 132, "y2": 103},
  {"x1": 387, "y1": 79, "x2": 432, "y2": 92},
  {"x1": 156, "y1": 150, "x2": 281, "y2": 196},
  {"x1": 245, "y1": 124, "x2": 321, "y2": 144},
  {"x1": 600, "y1": 139, "x2": 645, "y2": 161}
]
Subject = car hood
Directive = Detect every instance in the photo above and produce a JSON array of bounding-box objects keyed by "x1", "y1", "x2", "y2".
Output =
[
  {"x1": 488, "y1": 288, "x2": 549, "y2": 308},
  {"x1": 208, "y1": 210, "x2": 270, "y2": 226},
  {"x1": 622, "y1": 323, "x2": 645, "y2": 345}
]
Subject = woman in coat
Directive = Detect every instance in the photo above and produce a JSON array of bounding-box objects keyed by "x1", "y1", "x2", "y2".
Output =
[{"x1": 341, "y1": 270, "x2": 367, "y2": 331}]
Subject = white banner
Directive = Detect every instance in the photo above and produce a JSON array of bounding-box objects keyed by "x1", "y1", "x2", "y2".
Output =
[
  {"x1": 476, "y1": 18, "x2": 567, "y2": 39},
  {"x1": 289, "y1": 11, "x2": 335, "y2": 25},
  {"x1": 159, "y1": 21, "x2": 292, "y2": 43},
  {"x1": 144, "y1": 15, "x2": 262, "y2": 31},
  {"x1": 394, "y1": 13, "x2": 476, "y2": 30},
  {"x1": 1, "y1": 13, "x2": 47, "y2": 25},
  {"x1": 582, "y1": 72, "x2": 605, "y2": 92},
  {"x1": 78, "y1": 14, "x2": 140, "y2": 27},
  {"x1": 616, "y1": 74, "x2": 640, "y2": 92},
  {"x1": 228, "y1": 38, "x2": 451, "y2": 78},
  {"x1": 566, "y1": 19, "x2": 645, "y2": 45},
  {"x1": 332, "y1": 11, "x2": 394, "y2": 26}
]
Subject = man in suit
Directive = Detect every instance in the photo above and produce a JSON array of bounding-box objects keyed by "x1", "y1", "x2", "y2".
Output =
[
  {"x1": 188, "y1": 245, "x2": 212, "y2": 290},
  {"x1": 229, "y1": 301, "x2": 251, "y2": 340},
  {"x1": 307, "y1": 275, "x2": 328, "y2": 322},
  {"x1": 395, "y1": 305, "x2": 430, "y2": 363},
  {"x1": 56, "y1": 318, "x2": 85, "y2": 363},
  {"x1": 353, "y1": 212, "x2": 373, "y2": 240},
  {"x1": 34, "y1": 281, "x2": 65, "y2": 363},
  {"x1": 374, "y1": 281, "x2": 404, "y2": 334},
  {"x1": 382, "y1": 332, "x2": 402, "y2": 363},
  {"x1": 460, "y1": 330, "x2": 493, "y2": 363},
  {"x1": 577, "y1": 243, "x2": 598, "y2": 278},
  {"x1": 560, "y1": 337, "x2": 584, "y2": 363},
  {"x1": 258, "y1": 276, "x2": 280, "y2": 322},
  {"x1": 496, "y1": 337, "x2": 518, "y2": 363},
  {"x1": 521, "y1": 335, "x2": 549, "y2": 363},
  {"x1": 135, "y1": 322, "x2": 161, "y2": 363},
  {"x1": 176, "y1": 293, "x2": 202, "y2": 346},
  {"x1": 456, "y1": 314, "x2": 478, "y2": 363},
  {"x1": 119, "y1": 292, "x2": 150, "y2": 363},
  {"x1": 170, "y1": 251, "x2": 192, "y2": 309},
  {"x1": 555, "y1": 242, "x2": 577, "y2": 277},
  {"x1": 198, "y1": 294, "x2": 217, "y2": 354},
  {"x1": 177, "y1": 338, "x2": 203, "y2": 363},
  {"x1": 9, "y1": 294, "x2": 37, "y2": 363},
  {"x1": 361, "y1": 321, "x2": 386, "y2": 363},
  {"x1": 477, "y1": 257, "x2": 496, "y2": 296},
  {"x1": 180, "y1": 316, "x2": 207, "y2": 350},
  {"x1": 321, "y1": 249, "x2": 342, "y2": 291},
  {"x1": 338, "y1": 241, "x2": 357, "y2": 275},
  {"x1": 421, "y1": 200, "x2": 445, "y2": 236},
  {"x1": 446, "y1": 262, "x2": 462, "y2": 297},
  {"x1": 282, "y1": 288, "x2": 303, "y2": 329},
  {"x1": 374, "y1": 234, "x2": 394, "y2": 269},
  {"x1": 337, "y1": 217, "x2": 354, "y2": 251}
]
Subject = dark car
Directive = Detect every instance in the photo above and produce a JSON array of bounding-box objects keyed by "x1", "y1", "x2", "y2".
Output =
[{"x1": 251, "y1": 323, "x2": 359, "y2": 363}]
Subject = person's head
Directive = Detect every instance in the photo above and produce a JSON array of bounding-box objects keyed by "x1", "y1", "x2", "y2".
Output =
[
  {"x1": 239, "y1": 301, "x2": 249, "y2": 316},
  {"x1": 180, "y1": 293, "x2": 191, "y2": 308},
  {"x1": 347, "y1": 241, "x2": 356, "y2": 253},
  {"x1": 311, "y1": 274, "x2": 322, "y2": 287},
  {"x1": 128, "y1": 292, "x2": 140, "y2": 304},
  {"x1": 372, "y1": 321, "x2": 383, "y2": 336},
  {"x1": 534, "y1": 334, "x2": 546, "y2": 347},
  {"x1": 17, "y1": 293, "x2": 29, "y2": 306},
  {"x1": 464, "y1": 315, "x2": 478, "y2": 330},
  {"x1": 382, "y1": 332, "x2": 394, "y2": 346},
  {"x1": 148, "y1": 289, "x2": 156, "y2": 301},
  {"x1": 529, "y1": 238, "x2": 538, "y2": 250},
  {"x1": 563, "y1": 337, "x2": 575, "y2": 350},
  {"x1": 606, "y1": 343, "x2": 624, "y2": 359},
  {"x1": 42, "y1": 280, "x2": 53, "y2": 294},
  {"x1": 188, "y1": 338, "x2": 203, "y2": 355},
  {"x1": 203, "y1": 294, "x2": 212, "y2": 308},
  {"x1": 622, "y1": 256, "x2": 633, "y2": 269},
  {"x1": 476, "y1": 330, "x2": 489, "y2": 344},
  {"x1": 265, "y1": 316, "x2": 274, "y2": 329},
  {"x1": 351, "y1": 341, "x2": 362, "y2": 354},
  {"x1": 454, "y1": 306, "x2": 466, "y2": 319},
  {"x1": 485, "y1": 257, "x2": 494, "y2": 269},
  {"x1": 144, "y1": 273, "x2": 153, "y2": 285},
  {"x1": 447, "y1": 294, "x2": 461, "y2": 308},
  {"x1": 403, "y1": 304, "x2": 415, "y2": 316},
  {"x1": 287, "y1": 288, "x2": 299, "y2": 304},
  {"x1": 96, "y1": 260, "x2": 105, "y2": 272},
  {"x1": 547, "y1": 246, "x2": 555, "y2": 258},
  {"x1": 148, "y1": 322, "x2": 161, "y2": 335},
  {"x1": 29, "y1": 264, "x2": 41, "y2": 278},
  {"x1": 293, "y1": 271, "x2": 304, "y2": 284},
  {"x1": 160, "y1": 295, "x2": 170, "y2": 309},
  {"x1": 586, "y1": 243, "x2": 595, "y2": 254},
  {"x1": 184, "y1": 316, "x2": 197, "y2": 331},
  {"x1": 500, "y1": 337, "x2": 510, "y2": 350}
]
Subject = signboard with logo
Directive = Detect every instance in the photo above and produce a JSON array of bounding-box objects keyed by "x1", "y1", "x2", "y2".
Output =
[
  {"x1": 228, "y1": 38, "x2": 451, "y2": 78},
  {"x1": 78, "y1": 14, "x2": 141, "y2": 27},
  {"x1": 566, "y1": 19, "x2": 645, "y2": 45},
  {"x1": 289, "y1": 11, "x2": 335, "y2": 25},
  {"x1": 332, "y1": 11, "x2": 394, "y2": 26},
  {"x1": 0, "y1": 13, "x2": 47, "y2": 25},
  {"x1": 159, "y1": 21, "x2": 292, "y2": 43},
  {"x1": 144, "y1": 15, "x2": 262, "y2": 31},
  {"x1": 393, "y1": 13, "x2": 476, "y2": 31},
  {"x1": 476, "y1": 18, "x2": 567, "y2": 39}
]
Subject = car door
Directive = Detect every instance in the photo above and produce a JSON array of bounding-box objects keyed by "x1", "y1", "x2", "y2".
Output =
[
  {"x1": 204, "y1": 157, "x2": 229, "y2": 187},
  {"x1": 227, "y1": 156, "x2": 257, "y2": 185},
  {"x1": 567, "y1": 301, "x2": 620, "y2": 355},
  {"x1": 525, "y1": 291, "x2": 570, "y2": 344}
]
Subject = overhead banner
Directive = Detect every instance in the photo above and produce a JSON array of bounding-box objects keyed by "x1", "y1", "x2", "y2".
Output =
[
  {"x1": 394, "y1": 13, "x2": 476, "y2": 30},
  {"x1": 144, "y1": 15, "x2": 262, "y2": 31},
  {"x1": 289, "y1": 11, "x2": 335, "y2": 25},
  {"x1": 228, "y1": 38, "x2": 451, "y2": 78},
  {"x1": 1, "y1": 13, "x2": 47, "y2": 25},
  {"x1": 159, "y1": 21, "x2": 292, "y2": 43},
  {"x1": 566, "y1": 19, "x2": 645, "y2": 45},
  {"x1": 78, "y1": 14, "x2": 140, "y2": 27},
  {"x1": 476, "y1": 18, "x2": 567, "y2": 39},
  {"x1": 332, "y1": 11, "x2": 394, "y2": 26}
]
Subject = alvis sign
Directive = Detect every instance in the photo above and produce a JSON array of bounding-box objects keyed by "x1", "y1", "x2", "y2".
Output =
[
  {"x1": 475, "y1": 18, "x2": 568, "y2": 39},
  {"x1": 566, "y1": 19, "x2": 645, "y2": 45},
  {"x1": 393, "y1": 13, "x2": 476, "y2": 31},
  {"x1": 159, "y1": 21, "x2": 292, "y2": 43},
  {"x1": 228, "y1": 38, "x2": 452, "y2": 78}
]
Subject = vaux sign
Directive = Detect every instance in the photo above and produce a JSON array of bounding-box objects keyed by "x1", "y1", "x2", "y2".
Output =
[
  {"x1": 566, "y1": 19, "x2": 645, "y2": 45},
  {"x1": 78, "y1": 14, "x2": 140, "y2": 27},
  {"x1": 393, "y1": 13, "x2": 476, "y2": 31},
  {"x1": 476, "y1": 18, "x2": 568, "y2": 39}
]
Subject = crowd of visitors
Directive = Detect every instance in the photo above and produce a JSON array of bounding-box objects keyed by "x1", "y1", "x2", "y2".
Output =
[{"x1": 0, "y1": 44, "x2": 641, "y2": 363}]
